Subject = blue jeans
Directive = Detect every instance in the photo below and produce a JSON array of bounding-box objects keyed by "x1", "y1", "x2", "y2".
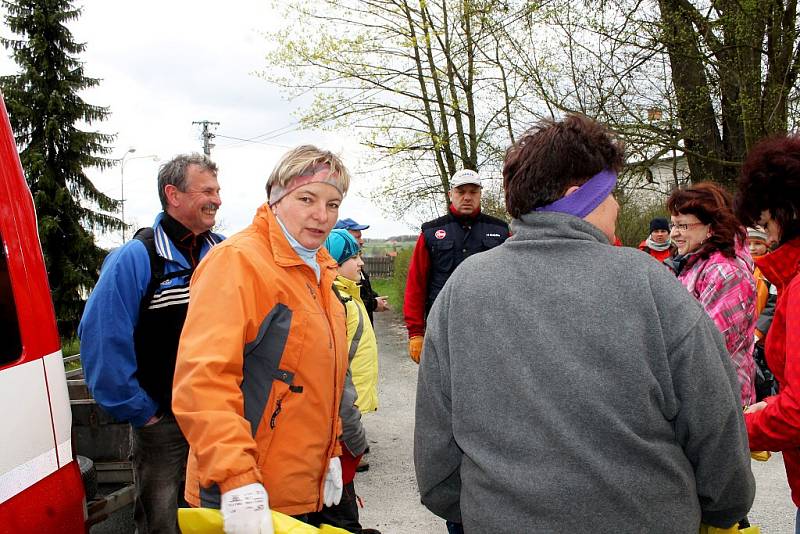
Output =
[{"x1": 131, "y1": 414, "x2": 189, "y2": 534}]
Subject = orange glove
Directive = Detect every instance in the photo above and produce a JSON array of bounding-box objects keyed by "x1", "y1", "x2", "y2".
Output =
[{"x1": 408, "y1": 336, "x2": 423, "y2": 364}]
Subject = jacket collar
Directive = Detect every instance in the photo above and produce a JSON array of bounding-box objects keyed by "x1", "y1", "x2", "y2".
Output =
[
  {"x1": 511, "y1": 211, "x2": 608, "y2": 244},
  {"x1": 448, "y1": 203, "x2": 481, "y2": 223},
  {"x1": 253, "y1": 203, "x2": 338, "y2": 273},
  {"x1": 334, "y1": 275, "x2": 361, "y2": 296},
  {"x1": 152, "y1": 212, "x2": 221, "y2": 267},
  {"x1": 755, "y1": 237, "x2": 800, "y2": 289}
]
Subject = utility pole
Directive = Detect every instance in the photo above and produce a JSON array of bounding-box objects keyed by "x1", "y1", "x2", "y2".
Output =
[{"x1": 192, "y1": 120, "x2": 220, "y2": 156}]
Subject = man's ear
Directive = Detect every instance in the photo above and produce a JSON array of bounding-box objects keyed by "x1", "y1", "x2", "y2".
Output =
[
  {"x1": 164, "y1": 184, "x2": 180, "y2": 208},
  {"x1": 564, "y1": 185, "x2": 580, "y2": 197},
  {"x1": 446, "y1": 190, "x2": 453, "y2": 203}
]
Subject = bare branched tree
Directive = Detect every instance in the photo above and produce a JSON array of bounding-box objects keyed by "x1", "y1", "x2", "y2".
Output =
[{"x1": 262, "y1": 0, "x2": 537, "y2": 219}]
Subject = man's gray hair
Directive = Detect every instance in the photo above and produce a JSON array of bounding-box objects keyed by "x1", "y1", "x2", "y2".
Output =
[{"x1": 158, "y1": 153, "x2": 218, "y2": 210}]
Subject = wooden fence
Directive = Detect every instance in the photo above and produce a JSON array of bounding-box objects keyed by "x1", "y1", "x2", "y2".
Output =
[{"x1": 364, "y1": 255, "x2": 394, "y2": 278}]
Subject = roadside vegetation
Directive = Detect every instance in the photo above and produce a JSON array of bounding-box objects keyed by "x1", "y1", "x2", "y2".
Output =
[
  {"x1": 615, "y1": 198, "x2": 670, "y2": 247},
  {"x1": 368, "y1": 247, "x2": 412, "y2": 314}
]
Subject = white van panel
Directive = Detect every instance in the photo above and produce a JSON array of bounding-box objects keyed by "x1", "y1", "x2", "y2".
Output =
[
  {"x1": 0, "y1": 358, "x2": 57, "y2": 503},
  {"x1": 43, "y1": 350, "x2": 73, "y2": 467}
]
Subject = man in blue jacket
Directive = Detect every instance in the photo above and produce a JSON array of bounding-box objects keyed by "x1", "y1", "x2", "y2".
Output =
[{"x1": 78, "y1": 153, "x2": 223, "y2": 534}]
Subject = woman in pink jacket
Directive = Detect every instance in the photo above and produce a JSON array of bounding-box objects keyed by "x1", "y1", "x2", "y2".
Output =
[{"x1": 665, "y1": 182, "x2": 757, "y2": 406}]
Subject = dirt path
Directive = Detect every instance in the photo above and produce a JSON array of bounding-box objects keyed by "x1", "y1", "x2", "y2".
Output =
[{"x1": 354, "y1": 310, "x2": 442, "y2": 534}]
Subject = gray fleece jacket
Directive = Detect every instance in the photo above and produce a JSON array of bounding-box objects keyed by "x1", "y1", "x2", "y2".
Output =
[{"x1": 414, "y1": 212, "x2": 754, "y2": 534}]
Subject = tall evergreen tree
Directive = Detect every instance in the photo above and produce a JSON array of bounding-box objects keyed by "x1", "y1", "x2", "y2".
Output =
[{"x1": 0, "y1": 0, "x2": 121, "y2": 336}]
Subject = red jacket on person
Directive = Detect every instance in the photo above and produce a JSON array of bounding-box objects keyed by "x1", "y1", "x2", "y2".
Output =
[
  {"x1": 745, "y1": 237, "x2": 800, "y2": 505},
  {"x1": 638, "y1": 240, "x2": 672, "y2": 262}
]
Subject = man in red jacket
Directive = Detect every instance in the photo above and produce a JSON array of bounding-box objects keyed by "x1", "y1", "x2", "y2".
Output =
[
  {"x1": 638, "y1": 217, "x2": 674, "y2": 262},
  {"x1": 403, "y1": 169, "x2": 509, "y2": 364}
]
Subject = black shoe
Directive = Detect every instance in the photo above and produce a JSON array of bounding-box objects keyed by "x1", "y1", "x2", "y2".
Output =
[{"x1": 356, "y1": 457, "x2": 370, "y2": 472}]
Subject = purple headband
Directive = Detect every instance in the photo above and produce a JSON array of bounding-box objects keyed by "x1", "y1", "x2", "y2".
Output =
[{"x1": 535, "y1": 168, "x2": 617, "y2": 218}]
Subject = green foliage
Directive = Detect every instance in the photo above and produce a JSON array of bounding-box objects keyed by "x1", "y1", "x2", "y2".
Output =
[
  {"x1": 615, "y1": 197, "x2": 670, "y2": 248},
  {"x1": 0, "y1": 0, "x2": 120, "y2": 336},
  {"x1": 262, "y1": 0, "x2": 532, "y2": 220},
  {"x1": 371, "y1": 247, "x2": 413, "y2": 314},
  {"x1": 61, "y1": 336, "x2": 79, "y2": 357}
]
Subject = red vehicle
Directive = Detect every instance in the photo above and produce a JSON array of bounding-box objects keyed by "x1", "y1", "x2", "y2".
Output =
[{"x1": 0, "y1": 94, "x2": 87, "y2": 533}]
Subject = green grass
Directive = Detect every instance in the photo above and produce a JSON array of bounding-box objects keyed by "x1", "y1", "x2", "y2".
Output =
[
  {"x1": 62, "y1": 337, "x2": 81, "y2": 373},
  {"x1": 368, "y1": 247, "x2": 411, "y2": 313},
  {"x1": 62, "y1": 337, "x2": 80, "y2": 357},
  {"x1": 371, "y1": 278, "x2": 402, "y2": 312}
]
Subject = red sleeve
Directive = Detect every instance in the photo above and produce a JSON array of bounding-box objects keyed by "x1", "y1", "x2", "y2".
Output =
[
  {"x1": 746, "y1": 279, "x2": 800, "y2": 450},
  {"x1": 403, "y1": 233, "x2": 430, "y2": 338}
]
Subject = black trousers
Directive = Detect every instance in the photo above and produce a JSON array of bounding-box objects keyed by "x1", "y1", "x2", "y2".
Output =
[{"x1": 303, "y1": 481, "x2": 362, "y2": 532}]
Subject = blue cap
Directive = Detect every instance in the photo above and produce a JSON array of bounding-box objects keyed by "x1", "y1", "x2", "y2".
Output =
[
  {"x1": 324, "y1": 229, "x2": 361, "y2": 265},
  {"x1": 335, "y1": 218, "x2": 370, "y2": 231}
]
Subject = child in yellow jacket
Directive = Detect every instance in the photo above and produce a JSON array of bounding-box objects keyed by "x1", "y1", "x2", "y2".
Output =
[{"x1": 308, "y1": 229, "x2": 380, "y2": 534}]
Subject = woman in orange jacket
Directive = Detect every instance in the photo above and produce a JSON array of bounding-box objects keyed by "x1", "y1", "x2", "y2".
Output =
[{"x1": 173, "y1": 146, "x2": 352, "y2": 534}]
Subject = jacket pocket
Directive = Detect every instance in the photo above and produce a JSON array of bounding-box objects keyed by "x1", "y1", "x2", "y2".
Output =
[{"x1": 430, "y1": 240, "x2": 455, "y2": 272}]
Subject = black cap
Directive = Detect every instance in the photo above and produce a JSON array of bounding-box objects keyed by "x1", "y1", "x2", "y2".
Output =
[{"x1": 649, "y1": 217, "x2": 669, "y2": 232}]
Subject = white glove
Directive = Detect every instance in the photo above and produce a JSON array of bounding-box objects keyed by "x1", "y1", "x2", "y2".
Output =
[
  {"x1": 221, "y1": 483, "x2": 274, "y2": 534},
  {"x1": 323, "y1": 457, "x2": 343, "y2": 507}
]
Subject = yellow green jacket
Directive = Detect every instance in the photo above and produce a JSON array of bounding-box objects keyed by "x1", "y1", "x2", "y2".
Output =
[{"x1": 335, "y1": 277, "x2": 379, "y2": 413}]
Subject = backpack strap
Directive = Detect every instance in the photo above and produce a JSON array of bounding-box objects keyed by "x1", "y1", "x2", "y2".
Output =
[
  {"x1": 332, "y1": 284, "x2": 352, "y2": 307},
  {"x1": 133, "y1": 227, "x2": 194, "y2": 312}
]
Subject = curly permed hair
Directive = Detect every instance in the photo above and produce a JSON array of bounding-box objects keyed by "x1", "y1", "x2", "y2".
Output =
[{"x1": 736, "y1": 135, "x2": 800, "y2": 244}]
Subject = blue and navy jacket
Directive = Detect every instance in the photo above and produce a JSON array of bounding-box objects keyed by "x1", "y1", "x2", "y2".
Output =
[{"x1": 78, "y1": 213, "x2": 224, "y2": 427}]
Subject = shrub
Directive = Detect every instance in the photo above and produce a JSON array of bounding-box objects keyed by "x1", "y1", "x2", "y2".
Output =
[{"x1": 615, "y1": 197, "x2": 669, "y2": 247}]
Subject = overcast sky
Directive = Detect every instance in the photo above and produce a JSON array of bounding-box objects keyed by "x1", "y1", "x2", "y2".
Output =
[{"x1": 0, "y1": 0, "x2": 413, "y2": 245}]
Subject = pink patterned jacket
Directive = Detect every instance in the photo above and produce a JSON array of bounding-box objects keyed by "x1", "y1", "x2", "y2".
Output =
[{"x1": 675, "y1": 242, "x2": 757, "y2": 405}]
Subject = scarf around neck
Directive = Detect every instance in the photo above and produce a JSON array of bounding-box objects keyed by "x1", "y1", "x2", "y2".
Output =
[
  {"x1": 274, "y1": 215, "x2": 321, "y2": 282},
  {"x1": 646, "y1": 236, "x2": 671, "y2": 251}
]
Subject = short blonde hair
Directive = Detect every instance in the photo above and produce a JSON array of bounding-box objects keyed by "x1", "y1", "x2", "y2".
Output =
[{"x1": 266, "y1": 145, "x2": 351, "y2": 198}]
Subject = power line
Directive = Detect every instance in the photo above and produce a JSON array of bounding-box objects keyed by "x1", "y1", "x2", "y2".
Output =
[{"x1": 214, "y1": 134, "x2": 291, "y2": 149}]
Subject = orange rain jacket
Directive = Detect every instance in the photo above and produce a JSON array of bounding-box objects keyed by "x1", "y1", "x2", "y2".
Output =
[{"x1": 173, "y1": 204, "x2": 348, "y2": 516}]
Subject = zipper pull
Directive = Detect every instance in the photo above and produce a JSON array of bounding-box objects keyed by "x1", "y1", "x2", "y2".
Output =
[{"x1": 270, "y1": 398, "x2": 283, "y2": 429}]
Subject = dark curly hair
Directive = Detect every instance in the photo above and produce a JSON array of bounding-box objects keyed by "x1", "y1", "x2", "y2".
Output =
[
  {"x1": 736, "y1": 135, "x2": 800, "y2": 244},
  {"x1": 666, "y1": 182, "x2": 745, "y2": 259},
  {"x1": 503, "y1": 114, "x2": 625, "y2": 219}
]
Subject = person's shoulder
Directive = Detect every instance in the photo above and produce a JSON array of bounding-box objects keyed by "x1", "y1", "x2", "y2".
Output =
[
  {"x1": 105, "y1": 238, "x2": 150, "y2": 269},
  {"x1": 196, "y1": 228, "x2": 264, "y2": 272},
  {"x1": 421, "y1": 213, "x2": 452, "y2": 231},
  {"x1": 700, "y1": 251, "x2": 752, "y2": 281},
  {"x1": 602, "y1": 244, "x2": 681, "y2": 284},
  {"x1": 476, "y1": 213, "x2": 510, "y2": 229}
]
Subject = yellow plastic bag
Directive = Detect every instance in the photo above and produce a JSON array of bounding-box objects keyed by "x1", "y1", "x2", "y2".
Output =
[
  {"x1": 178, "y1": 507, "x2": 352, "y2": 534},
  {"x1": 699, "y1": 523, "x2": 760, "y2": 534}
]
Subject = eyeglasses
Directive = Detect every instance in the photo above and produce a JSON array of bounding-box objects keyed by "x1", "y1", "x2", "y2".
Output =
[{"x1": 668, "y1": 222, "x2": 706, "y2": 232}]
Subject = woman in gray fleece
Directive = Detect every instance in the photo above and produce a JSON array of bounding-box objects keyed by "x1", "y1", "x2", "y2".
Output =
[{"x1": 413, "y1": 114, "x2": 755, "y2": 534}]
